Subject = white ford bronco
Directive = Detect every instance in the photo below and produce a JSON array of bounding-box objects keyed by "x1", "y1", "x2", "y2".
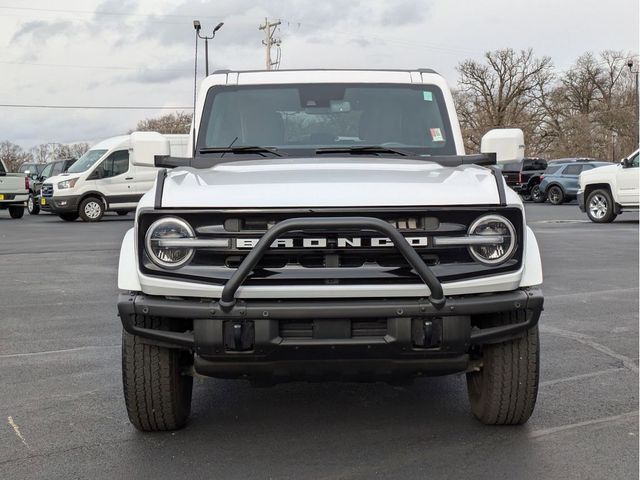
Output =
[
  {"x1": 117, "y1": 69, "x2": 544, "y2": 431},
  {"x1": 578, "y1": 149, "x2": 639, "y2": 222}
]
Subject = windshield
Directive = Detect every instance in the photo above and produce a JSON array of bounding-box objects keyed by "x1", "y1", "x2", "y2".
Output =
[
  {"x1": 19, "y1": 163, "x2": 43, "y2": 174},
  {"x1": 67, "y1": 149, "x2": 108, "y2": 173},
  {"x1": 198, "y1": 83, "x2": 456, "y2": 156}
]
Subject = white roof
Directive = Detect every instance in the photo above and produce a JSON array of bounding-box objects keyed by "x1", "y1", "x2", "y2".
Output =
[
  {"x1": 202, "y1": 68, "x2": 445, "y2": 89},
  {"x1": 90, "y1": 134, "x2": 130, "y2": 151}
]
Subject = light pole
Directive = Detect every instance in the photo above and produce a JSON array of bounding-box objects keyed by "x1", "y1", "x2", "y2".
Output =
[
  {"x1": 194, "y1": 20, "x2": 224, "y2": 77},
  {"x1": 628, "y1": 59, "x2": 639, "y2": 147}
]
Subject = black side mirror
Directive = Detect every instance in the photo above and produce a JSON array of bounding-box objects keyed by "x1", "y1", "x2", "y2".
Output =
[{"x1": 621, "y1": 158, "x2": 630, "y2": 168}]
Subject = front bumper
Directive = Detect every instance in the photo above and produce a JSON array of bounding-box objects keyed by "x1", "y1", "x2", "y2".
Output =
[
  {"x1": 577, "y1": 190, "x2": 585, "y2": 212},
  {"x1": 43, "y1": 195, "x2": 80, "y2": 213},
  {"x1": 118, "y1": 288, "x2": 543, "y2": 380}
]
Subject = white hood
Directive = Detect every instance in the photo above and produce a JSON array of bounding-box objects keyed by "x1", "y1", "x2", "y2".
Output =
[{"x1": 160, "y1": 158, "x2": 502, "y2": 208}]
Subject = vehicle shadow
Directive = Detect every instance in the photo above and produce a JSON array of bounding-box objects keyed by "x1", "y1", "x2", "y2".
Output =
[{"x1": 129, "y1": 375, "x2": 546, "y2": 477}]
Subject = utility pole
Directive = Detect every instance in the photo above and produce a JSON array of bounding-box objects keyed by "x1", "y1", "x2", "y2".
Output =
[
  {"x1": 628, "y1": 59, "x2": 639, "y2": 147},
  {"x1": 258, "y1": 18, "x2": 281, "y2": 70}
]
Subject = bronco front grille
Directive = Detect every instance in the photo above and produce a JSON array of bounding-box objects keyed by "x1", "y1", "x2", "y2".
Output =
[{"x1": 138, "y1": 207, "x2": 524, "y2": 286}]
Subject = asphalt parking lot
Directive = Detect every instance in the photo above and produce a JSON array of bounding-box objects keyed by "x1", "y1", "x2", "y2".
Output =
[{"x1": 1, "y1": 204, "x2": 638, "y2": 480}]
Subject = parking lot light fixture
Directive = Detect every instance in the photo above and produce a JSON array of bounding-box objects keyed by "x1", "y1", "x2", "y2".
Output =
[{"x1": 195, "y1": 21, "x2": 224, "y2": 77}]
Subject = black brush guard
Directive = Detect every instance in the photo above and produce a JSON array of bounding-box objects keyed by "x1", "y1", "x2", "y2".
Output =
[{"x1": 216, "y1": 217, "x2": 445, "y2": 310}]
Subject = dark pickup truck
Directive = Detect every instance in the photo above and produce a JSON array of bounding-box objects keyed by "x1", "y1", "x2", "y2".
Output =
[{"x1": 500, "y1": 157, "x2": 547, "y2": 202}]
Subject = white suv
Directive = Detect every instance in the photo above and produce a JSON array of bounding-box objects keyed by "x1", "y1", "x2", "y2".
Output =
[
  {"x1": 578, "y1": 149, "x2": 639, "y2": 222},
  {"x1": 117, "y1": 69, "x2": 544, "y2": 431}
]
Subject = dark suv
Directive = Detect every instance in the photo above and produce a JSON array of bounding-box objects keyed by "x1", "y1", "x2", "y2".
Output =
[
  {"x1": 32, "y1": 158, "x2": 76, "y2": 214},
  {"x1": 538, "y1": 160, "x2": 609, "y2": 205},
  {"x1": 500, "y1": 157, "x2": 547, "y2": 201}
]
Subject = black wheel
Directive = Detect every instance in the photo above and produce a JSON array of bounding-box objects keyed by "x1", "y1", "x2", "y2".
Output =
[
  {"x1": 531, "y1": 184, "x2": 546, "y2": 203},
  {"x1": 547, "y1": 185, "x2": 564, "y2": 205},
  {"x1": 8, "y1": 206, "x2": 24, "y2": 219},
  {"x1": 116, "y1": 210, "x2": 129, "y2": 216},
  {"x1": 586, "y1": 189, "x2": 617, "y2": 223},
  {"x1": 27, "y1": 195, "x2": 40, "y2": 215},
  {"x1": 466, "y1": 311, "x2": 539, "y2": 425},
  {"x1": 59, "y1": 212, "x2": 79, "y2": 222},
  {"x1": 122, "y1": 316, "x2": 193, "y2": 432},
  {"x1": 79, "y1": 197, "x2": 104, "y2": 222}
]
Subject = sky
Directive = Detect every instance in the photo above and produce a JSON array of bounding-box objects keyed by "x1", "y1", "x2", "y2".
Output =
[{"x1": 0, "y1": 0, "x2": 638, "y2": 148}]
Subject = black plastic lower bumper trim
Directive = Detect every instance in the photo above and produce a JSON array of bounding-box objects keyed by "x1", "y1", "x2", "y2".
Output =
[
  {"x1": 47, "y1": 195, "x2": 81, "y2": 213},
  {"x1": 193, "y1": 355, "x2": 470, "y2": 380},
  {"x1": 118, "y1": 288, "x2": 543, "y2": 350}
]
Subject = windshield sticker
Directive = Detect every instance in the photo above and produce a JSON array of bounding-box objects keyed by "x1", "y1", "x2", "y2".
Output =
[
  {"x1": 422, "y1": 91, "x2": 433, "y2": 101},
  {"x1": 430, "y1": 128, "x2": 444, "y2": 142}
]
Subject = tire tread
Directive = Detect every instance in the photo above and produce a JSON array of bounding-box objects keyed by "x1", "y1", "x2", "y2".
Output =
[
  {"x1": 122, "y1": 316, "x2": 192, "y2": 432},
  {"x1": 467, "y1": 311, "x2": 539, "y2": 425}
]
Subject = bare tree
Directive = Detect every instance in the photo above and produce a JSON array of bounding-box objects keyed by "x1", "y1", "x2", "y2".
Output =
[
  {"x1": 30, "y1": 144, "x2": 52, "y2": 164},
  {"x1": 548, "y1": 50, "x2": 637, "y2": 159},
  {"x1": 132, "y1": 112, "x2": 192, "y2": 134},
  {"x1": 454, "y1": 48, "x2": 638, "y2": 160},
  {"x1": 0, "y1": 141, "x2": 32, "y2": 172},
  {"x1": 54, "y1": 143, "x2": 91, "y2": 160},
  {"x1": 454, "y1": 48, "x2": 555, "y2": 155}
]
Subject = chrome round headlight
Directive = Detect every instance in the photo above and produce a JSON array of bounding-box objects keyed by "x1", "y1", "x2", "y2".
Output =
[
  {"x1": 145, "y1": 217, "x2": 195, "y2": 269},
  {"x1": 467, "y1": 214, "x2": 517, "y2": 265}
]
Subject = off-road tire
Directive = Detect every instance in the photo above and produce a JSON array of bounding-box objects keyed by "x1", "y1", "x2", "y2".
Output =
[
  {"x1": 116, "y1": 210, "x2": 129, "y2": 216},
  {"x1": 547, "y1": 185, "x2": 564, "y2": 205},
  {"x1": 531, "y1": 184, "x2": 546, "y2": 203},
  {"x1": 586, "y1": 188, "x2": 617, "y2": 223},
  {"x1": 27, "y1": 195, "x2": 40, "y2": 215},
  {"x1": 59, "y1": 212, "x2": 79, "y2": 222},
  {"x1": 466, "y1": 311, "x2": 539, "y2": 425},
  {"x1": 122, "y1": 316, "x2": 193, "y2": 432},
  {"x1": 79, "y1": 197, "x2": 105, "y2": 222},
  {"x1": 8, "y1": 206, "x2": 24, "y2": 218}
]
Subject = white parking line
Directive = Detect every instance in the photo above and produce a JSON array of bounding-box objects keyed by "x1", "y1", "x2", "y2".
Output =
[
  {"x1": 7, "y1": 416, "x2": 29, "y2": 448},
  {"x1": 540, "y1": 367, "x2": 626, "y2": 387},
  {"x1": 0, "y1": 345, "x2": 118, "y2": 359},
  {"x1": 541, "y1": 325, "x2": 639, "y2": 373},
  {"x1": 545, "y1": 287, "x2": 638, "y2": 299},
  {"x1": 529, "y1": 411, "x2": 638, "y2": 439}
]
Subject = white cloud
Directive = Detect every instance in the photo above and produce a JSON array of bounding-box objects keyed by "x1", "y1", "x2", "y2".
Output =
[{"x1": 0, "y1": 0, "x2": 637, "y2": 147}]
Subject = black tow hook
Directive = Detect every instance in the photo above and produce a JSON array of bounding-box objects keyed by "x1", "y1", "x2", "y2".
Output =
[{"x1": 223, "y1": 320, "x2": 255, "y2": 351}]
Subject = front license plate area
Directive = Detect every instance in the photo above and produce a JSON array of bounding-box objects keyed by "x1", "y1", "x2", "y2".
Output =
[
  {"x1": 0, "y1": 194, "x2": 4, "y2": 200},
  {"x1": 40, "y1": 197, "x2": 46, "y2": 205},
  {"x1": 314, "y1": 319, "x2": 350, "y2": 339}
]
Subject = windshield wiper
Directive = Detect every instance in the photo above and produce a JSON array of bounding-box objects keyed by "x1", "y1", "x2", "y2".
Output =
[
  {"x1": 315, "y1": 145, "x2": 412, "y2": 156},
  {"x1": 199, "y1": 146, "x2": 285, "y2": 157}
]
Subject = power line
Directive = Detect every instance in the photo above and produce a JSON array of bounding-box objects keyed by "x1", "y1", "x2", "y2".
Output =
[
  {"x1": 0, "y1": 5, "x2": 220, "y2": 19},
  {"x1": 0, "y1": 104, "x2": 191, "y2": 110},
  {"x1": 0, "y1": 60, "x2": 186, "y2": 72}
]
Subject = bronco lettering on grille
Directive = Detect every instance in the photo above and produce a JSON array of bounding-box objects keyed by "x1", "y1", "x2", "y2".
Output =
[{"x1": 234, "y1": 237, "x2": 429, "y2": 249}]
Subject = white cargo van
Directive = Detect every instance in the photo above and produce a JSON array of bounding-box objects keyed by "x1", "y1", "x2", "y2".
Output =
[{"x1": 42, "y1": 133, "x2": 189, "y2": 221}]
